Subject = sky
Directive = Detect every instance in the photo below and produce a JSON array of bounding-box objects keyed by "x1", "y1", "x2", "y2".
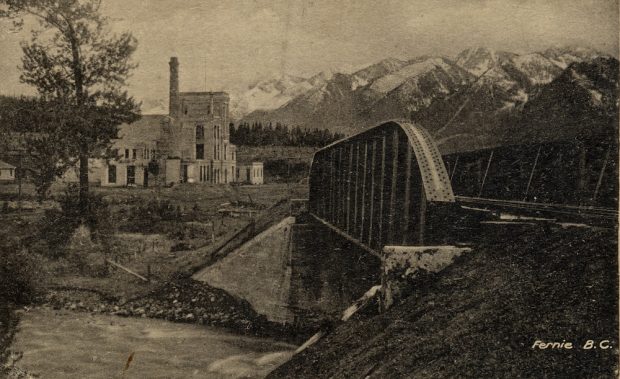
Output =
[{"x1": 0, "y1": 0, "x2": 618, "y2": 112}]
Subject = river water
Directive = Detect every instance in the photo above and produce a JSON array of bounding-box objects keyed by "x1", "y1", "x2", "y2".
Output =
[{"x1": 10, "y1": 308, "x2": 296, "y2": 379}]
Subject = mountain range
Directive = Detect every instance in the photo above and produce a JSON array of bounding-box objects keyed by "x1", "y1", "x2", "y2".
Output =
[{"x1": 238, "y1": 46, "x2": 617, "y2": 152}]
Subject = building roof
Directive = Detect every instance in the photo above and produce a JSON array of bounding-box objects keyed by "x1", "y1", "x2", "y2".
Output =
[
  {"x1": 116, "y1": 114, "x2": 168, "y2": 144},
  {"x1": 0, "y1": 160, "x2": 16, "y2": 169}
]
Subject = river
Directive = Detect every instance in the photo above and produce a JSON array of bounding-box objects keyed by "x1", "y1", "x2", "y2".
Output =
[{"x1": 10, "y1": 307, "x2": 296, "y2": 378}]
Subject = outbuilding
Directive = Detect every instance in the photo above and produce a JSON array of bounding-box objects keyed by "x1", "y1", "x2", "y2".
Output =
[
  {"x1": 236, "y1": 162, "x2": 264, "y2": 185},
  {"x1": 0, "y1": 161, "x2": 16, "y2": 182}
]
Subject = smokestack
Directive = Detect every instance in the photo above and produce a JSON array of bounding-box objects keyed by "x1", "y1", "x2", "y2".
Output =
[{"x1": 169, "y1": 57, "x2": 179, "y2": 117}]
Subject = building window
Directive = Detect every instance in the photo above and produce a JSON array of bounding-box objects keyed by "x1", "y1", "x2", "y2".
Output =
[
  {"x1": 132, "y1": 149, "x2": 137, "y2": 159},
  {"x1": 108, "y1": 165, "x2": 117, "y2": 183},
  {"x1": 196, "y1": 144, "x2": 204, "y2": 160},
  {"x1": 196, "y1": 125, "x2": 204, "y2": 139},
  {"x1": 125, "y1": 149, "x2": 129, "y2": 159},
  {"x1": 127, "y1": 166, "x2": 135, "y2": 185}
]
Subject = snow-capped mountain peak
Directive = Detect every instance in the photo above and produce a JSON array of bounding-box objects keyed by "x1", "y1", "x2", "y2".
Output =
[
  {"x1": 456, "y1": 47, "x2": 515, "y2": 76},
  {"x1": 230, "y1": 72, "x2": 333, "y2": 118}
]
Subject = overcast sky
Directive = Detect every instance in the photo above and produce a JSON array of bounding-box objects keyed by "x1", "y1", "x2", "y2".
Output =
[{"x1": 0, "y1": 0, "x2": 618, "y2": 110}]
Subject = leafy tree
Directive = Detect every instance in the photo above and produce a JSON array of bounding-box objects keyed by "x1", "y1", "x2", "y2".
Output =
[
  {"x1": 0, "y1": 96, "x2": 78, "y2": 199},
  {"x1": 0, "y1": 0, "x2": 140, "y2": 210}
]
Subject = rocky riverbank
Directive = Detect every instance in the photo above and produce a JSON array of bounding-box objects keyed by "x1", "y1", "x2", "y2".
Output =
[{"x1": 40, "y1": 277, "x2": 302, "y2": 342}]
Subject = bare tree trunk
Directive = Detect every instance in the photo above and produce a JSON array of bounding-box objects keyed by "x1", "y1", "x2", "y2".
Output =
[
  {"x1": 69, "y1": 27, "x2": 88, "y2": 212},
  {"x1": 79, "y1": 145, "x2": 89, "y2": 211}
]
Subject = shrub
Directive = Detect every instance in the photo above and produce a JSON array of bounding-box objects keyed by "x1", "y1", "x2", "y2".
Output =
[
  {"x1": 0, "y1": 236, "x2": 38, "y2": 305},
  {"x1": 37, "y1": 185, "x2": 114, "y2": 258}
]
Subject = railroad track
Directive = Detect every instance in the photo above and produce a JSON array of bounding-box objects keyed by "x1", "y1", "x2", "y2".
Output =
[{"x1": 456, "y1": 196, "x2": 618, "y2": 224}]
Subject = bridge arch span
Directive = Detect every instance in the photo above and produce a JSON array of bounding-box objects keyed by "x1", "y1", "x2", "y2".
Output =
[{"x1": 309, "y1": 120, "x2": 456, "y2": 253}]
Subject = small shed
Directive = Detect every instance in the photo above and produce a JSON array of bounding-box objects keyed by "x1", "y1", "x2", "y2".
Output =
[
  {"x1": 236, "y1": 162, "x2": 263, "y2": 185},
  {"x1": 0, "y1": 161, "x2": 16, "y2": 181}
]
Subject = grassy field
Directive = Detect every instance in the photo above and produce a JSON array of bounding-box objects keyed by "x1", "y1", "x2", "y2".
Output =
[{"x1": 0, "y1": 181, "x2": 308, "y2": 300}]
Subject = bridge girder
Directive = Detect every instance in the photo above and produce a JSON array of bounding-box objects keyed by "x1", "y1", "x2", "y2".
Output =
[{"x1": 309, "y1": 120, "x2": 455, "y2": 252}]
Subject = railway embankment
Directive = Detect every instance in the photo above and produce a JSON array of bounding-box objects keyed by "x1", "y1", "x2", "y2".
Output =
[{"x1": 269, "y1": 223, "x2": 618, "y2": 378}]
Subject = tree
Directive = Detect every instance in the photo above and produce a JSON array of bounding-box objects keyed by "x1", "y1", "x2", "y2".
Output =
[
  {"x1": 0, "y1": 0, "x2": 140, "y2": 210},
  {"x1": 0, "y1": 96, "x2": 81, "y2": 200}
]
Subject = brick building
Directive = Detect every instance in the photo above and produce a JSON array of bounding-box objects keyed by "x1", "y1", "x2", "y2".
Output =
[{"x1": 101, "y1": 57, "x2": 236, "y2": 186}]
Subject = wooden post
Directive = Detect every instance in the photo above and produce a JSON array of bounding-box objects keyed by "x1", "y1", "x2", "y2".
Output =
[
  {"x1": 450, "y1": 155, "x2": 459, "y2": 181},
  {"x1": 17, "y1": 151, "x2": 22, "y2": 215},
  {"x1": 523, "y1": 146, "x2": 541, "y2": 201},
  {"x1": 334, "y1": 148, "x2": 341, "y2": 226},
  {"x1": 329, "y1": 150, "x2": 336, "y2": 222},
  {"x1": 478, "y1": 150, "x2": 494, "y2": 197},
  {"x1": 106, "y1": 259, "x2": 149, "y2": 282},
  {"x1": 593, "y1": 144, "x2": 611, "y2": 202},
  {"x1": 578, "y1": 145, "x2": 587, "y2": 203}
]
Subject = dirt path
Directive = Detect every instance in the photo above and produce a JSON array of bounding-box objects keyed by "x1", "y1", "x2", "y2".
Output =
[{"x1": 10, "y1": 307, "x2": 296, "y2": 379}]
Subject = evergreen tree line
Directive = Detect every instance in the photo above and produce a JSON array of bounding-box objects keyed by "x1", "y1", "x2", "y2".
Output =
[{"x1": 230, "y1": 122, "x2": 345, "y2": 147}]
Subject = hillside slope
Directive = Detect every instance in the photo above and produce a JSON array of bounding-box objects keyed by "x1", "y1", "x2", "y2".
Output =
[
  {"x1": 413, "y1": 57, "x2": 619, "y2": 153},
  {"x1": 269, "y1": 225, "x2": 618, "y2": 378}
]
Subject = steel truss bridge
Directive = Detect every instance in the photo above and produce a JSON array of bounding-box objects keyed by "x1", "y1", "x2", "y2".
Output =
[{"x1": 308, "y1": 121, "x2": 618, "y2": 256}]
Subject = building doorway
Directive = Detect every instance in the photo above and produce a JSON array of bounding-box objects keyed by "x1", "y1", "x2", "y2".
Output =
[{"x1": 127, "y1": 165, "x2": 135, "y2": 185}]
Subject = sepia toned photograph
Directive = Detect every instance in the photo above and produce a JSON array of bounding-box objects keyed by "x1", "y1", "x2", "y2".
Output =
[{"x1": 0, "y1": 0, "x2": 618, "y2": 377}]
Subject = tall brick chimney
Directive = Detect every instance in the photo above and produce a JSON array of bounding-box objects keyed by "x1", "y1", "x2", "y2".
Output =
[{"x1": 169, "y1": 57, "x2": 179, "y2": 118}]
